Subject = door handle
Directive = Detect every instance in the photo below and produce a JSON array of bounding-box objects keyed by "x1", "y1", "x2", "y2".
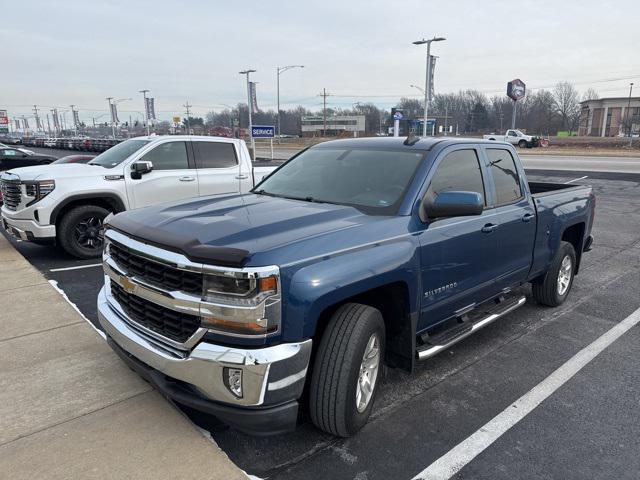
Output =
[
  {"x1": 481, "y1": 223, "x2": 499, "y2": 233},
  {"x1": 522, "y1": 213, "x2": 535, "y2": 223},
  {"x1": 179, "y1": 176, "x2": 195, "y2": 182},
  {"x1": 235, "y1": 175, "x2": 248, "y2": 180}
]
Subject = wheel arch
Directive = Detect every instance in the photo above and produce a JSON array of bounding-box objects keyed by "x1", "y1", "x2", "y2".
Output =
[
  {"x1": 50, "y1": 193, "x2": 126, "y2": 226},
  {"x1": 561, "y1": 222, "x2": 585, "y2": 273}
]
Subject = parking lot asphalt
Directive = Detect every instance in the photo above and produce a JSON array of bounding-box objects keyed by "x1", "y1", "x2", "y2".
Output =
[{"x1": 2, "y1": 167, "x2": 639, "y2": 479}]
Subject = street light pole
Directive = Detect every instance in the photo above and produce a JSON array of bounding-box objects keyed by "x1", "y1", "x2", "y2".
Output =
[
  {"x1": 139, "y1": 89, "x2": 150, "y2": 135},
  {"x1": 413, "y1": 36, "x2": 446, "y2": 136},
  {"x1": 276, "y1": 65, "x2": 304, "y2": 139},
  {"x1": 239, "y1": 69, "x2": 257, "y2": 160},
  {"x1": 626, "y1": 82, "x2": 634, "y2": 147}
]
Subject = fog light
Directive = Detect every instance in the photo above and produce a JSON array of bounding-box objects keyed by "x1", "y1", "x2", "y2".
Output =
[{"x1": 223, "y1": 367, "x2": 243, "y2": 399}]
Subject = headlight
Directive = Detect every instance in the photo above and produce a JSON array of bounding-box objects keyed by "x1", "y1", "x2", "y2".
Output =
[
  {"x1": 200, "y1": 268, "x2": 281, "y2": 337},
  {"x1": 25, "y1": 180, "x2": 55, "y2": 206}
]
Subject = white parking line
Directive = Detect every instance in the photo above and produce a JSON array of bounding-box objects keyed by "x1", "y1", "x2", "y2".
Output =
[
  {"x1": 50, "y1": 263, "x2": 102, "y2": 272},
  {"x1": 564, "y1": 175, "x2": 588, "y2": 184},
  {"x1": 412, "y1": 306, "x2": 640, "y2": 480},
  {"x1": 47, "y1": 279, "x2": 106, "y2": 339}
]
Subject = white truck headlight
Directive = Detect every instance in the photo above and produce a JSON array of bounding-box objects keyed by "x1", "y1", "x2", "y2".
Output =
[
  {"x1": 200, "y1": 268, "x2": 281, "y2": 337},
  {"x1": 25, "y1": 180, "x2": 55, "y2": 206}
]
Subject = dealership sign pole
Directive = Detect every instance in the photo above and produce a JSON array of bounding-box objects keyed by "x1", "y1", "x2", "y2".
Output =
[
  {"x1": 507, "y1": 79, "x2": 526, "y2": 129},
  {"x1": 0, "y1": 110, "x2": 8, "y2": 134}
]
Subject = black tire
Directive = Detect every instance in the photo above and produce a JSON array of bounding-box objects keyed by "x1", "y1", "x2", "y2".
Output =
[
  {"x1": 532, "y1": 241, "x2": 576, "y2": 307},
  {"x1": 57, "y1": 205, "x2": 110, "y2": 259},
  {"x1": 518, "y1": 139, "x2": 528, "y2": 148},
  {"x1": 309, "y1": 303, "x2": 385, "y2": 437}
]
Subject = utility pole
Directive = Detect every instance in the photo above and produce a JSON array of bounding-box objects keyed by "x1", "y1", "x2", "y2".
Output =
[
  {"x1": 239, "y1": 69, "x2": 257, "y2": 159},
  {"x1": 413, "y1": 36, "x2": 446, "y2": 136},
  {"x1": 183, "y1": 102, "x2": 192, "y2": 134},
  {"x1": 140, "y1": 89, "x2": 150, "y2": 135},
  {"x1": 319, "y1": 88, "x2": 332, "y2": 137},
  {"x1": 626, "y1": 82, "x2": 634, "y2": 147}
]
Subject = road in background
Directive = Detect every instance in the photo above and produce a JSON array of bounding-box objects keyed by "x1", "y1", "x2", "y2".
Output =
[
  {"x1": 3, "y1": 169, "x2": 639, "y2": 479},
  {"x1": 25, "y1": 144, "x2": 640, "y2": 173},
  {"x1": 521, "y1": 154, "x2": 640, "y2": 173}
]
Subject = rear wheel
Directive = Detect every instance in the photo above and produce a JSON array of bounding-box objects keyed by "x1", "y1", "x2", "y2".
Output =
[
  {"x1": 58, "y1": 205, "x2": 109, "y2": 259},
  {"x1": 309, "y1": 303, "x2": 385, "y2": 437},
  {"x1": 532, "y1": 241, "x2": 576, "y2": 306}
]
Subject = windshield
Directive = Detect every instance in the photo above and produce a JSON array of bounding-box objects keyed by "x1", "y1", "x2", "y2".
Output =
[
  {"x1": 254, "y1": 147, "x2": 425, "y2": 214},
  {"x1": 88, "y1": 139, "x2": 150, "y2": 168}
]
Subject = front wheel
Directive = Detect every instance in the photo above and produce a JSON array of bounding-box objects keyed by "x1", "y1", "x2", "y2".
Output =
[
  {"x1": 532, "y1": 241, "x2": 576, "y2": 306},
  {"x1": 57, "y1": 205, "x2": 110, "y2": 259},
  {"x1": 518, "y1": 139, "x2": 528, "y2": 148},
  {"x1": 309, "y1": 303, "x2": 385, "y2": 437}
]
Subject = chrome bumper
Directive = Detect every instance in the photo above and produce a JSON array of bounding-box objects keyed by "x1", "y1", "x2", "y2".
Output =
[{"x1": 97, "y1": 286, "x2": 312, "y2": 407}]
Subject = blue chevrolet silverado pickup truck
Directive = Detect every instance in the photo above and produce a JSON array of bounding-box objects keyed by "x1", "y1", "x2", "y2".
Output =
[{"x1": 97, "y1": 137, "x2": 595, "y2": 437}]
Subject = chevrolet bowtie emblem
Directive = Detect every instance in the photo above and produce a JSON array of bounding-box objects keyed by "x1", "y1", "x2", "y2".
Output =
[{"x1": 120, "y1": 276, "x2": 136, "y2": 294}]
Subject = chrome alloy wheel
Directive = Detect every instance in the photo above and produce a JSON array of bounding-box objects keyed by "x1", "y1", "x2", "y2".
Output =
[
  {"x1": 557, "y1": 255, "x2": 573, "y2": 296},
  {"x1": 356, "y1": 333, "x2": 381, "y2": 413}
]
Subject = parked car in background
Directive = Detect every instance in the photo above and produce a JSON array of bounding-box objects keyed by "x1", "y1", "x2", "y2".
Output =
[
  {"x1": 483, "y1": 129, "x2": 539, "y2": 148},
  {"x1": 0, "y1": 147, "x2": 55, "y2": 171},
  {"x1": 96, "y1": 137, "x2": 595, "y2": 436},
  {"x1": 1, "y1": 135, "x2": 277, "y2": 257},
  {"x1": 0, "y1": 143, "x2": 35, "y2": 155},
  {"x1": 52, "y1": 154, "x2": 96, "y2": 164}
]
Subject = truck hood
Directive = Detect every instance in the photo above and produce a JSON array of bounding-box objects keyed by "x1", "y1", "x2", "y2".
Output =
[
  {"x1": 108, "y1": 193, "x2": 399, "y2": 267},
  {"x1": 3, "y1": 163, "x2": 116, "y2": 181}
]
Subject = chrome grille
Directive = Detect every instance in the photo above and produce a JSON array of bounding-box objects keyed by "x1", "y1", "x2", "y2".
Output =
[
  {"x1": 109, "y1": 240, "x2": 202, "y2": 294},
  {"x1": 0, "y1": 180, "x2": 22, "y2": 210},
  {"x1": 110, "y1": 281, "x2": 200, "y2": 343}
]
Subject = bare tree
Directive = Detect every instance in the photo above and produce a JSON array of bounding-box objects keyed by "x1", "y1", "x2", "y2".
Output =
[
  {"x1": 553, "y1": 82, "x2": 581, "y2": 134},
  {"x1": 581, "y1": 88, "x2": 599, "y2": 101}
]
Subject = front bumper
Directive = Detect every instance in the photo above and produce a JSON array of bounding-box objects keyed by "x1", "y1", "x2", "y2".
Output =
[
  {"x1": 97, "y1": 286, "x2": 312, "y2": 435},
  {"x1": 1, "y1": 213, "x2": 56, "y2": 241}
]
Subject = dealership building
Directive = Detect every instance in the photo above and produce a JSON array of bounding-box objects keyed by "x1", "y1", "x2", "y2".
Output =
[
  {"x1": 301, "y1": 115, "x2": 365, "y2": 137},
  {"x1": 578, "y1": 96, "x2": 640, "y2": 137}
]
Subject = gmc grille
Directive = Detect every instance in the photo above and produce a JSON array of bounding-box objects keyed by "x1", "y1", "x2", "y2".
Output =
[{"x1": 0, "y1": 180, "x2": 22, "y2": 211}]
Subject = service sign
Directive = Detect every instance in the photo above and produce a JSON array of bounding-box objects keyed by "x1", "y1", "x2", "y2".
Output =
[
  {"x1": 0, "y1": 110, "x2": 8, "y2": 134},
  {"x1": 251, "y1": 125, "x2": 275, "y2": 138},
  {"x1": 507, "y1": 79, "x2": 526, "y2": 101}
]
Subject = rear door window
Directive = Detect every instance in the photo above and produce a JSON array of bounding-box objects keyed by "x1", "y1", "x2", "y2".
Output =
[
  {"x1": 192, "y1": 141, "x2": 238, "y2": 169},
  {"x1": 486, "y1": 148, "x2": 523, "y2": 205}
]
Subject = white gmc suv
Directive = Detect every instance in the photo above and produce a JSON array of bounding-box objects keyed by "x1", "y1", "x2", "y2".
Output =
[{"x1": 1, "y1": 135, "x2": 278, "y2": 258}]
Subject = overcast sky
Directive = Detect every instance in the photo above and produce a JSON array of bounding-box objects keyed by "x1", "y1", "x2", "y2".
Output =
[{"x1": 3, "y1": 0, "x2": 639, "y2": 123}]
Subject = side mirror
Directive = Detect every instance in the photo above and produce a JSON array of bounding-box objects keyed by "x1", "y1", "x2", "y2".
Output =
[
  {"x1": 130, "y1": 160, "x2": 153, "y2": 179},
  {"x1": 420, "y1": 191, "x2": 483, "y2": 221}
]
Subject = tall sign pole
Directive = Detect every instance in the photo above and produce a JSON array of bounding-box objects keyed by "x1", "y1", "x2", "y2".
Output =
[
  {"x1": 507, "y1": 79, "x2": 526, "y2": 129},
  {"x1": 140, "y1": 89, "x2": 150, "y2": 136},
  {"x1": 239, "y1": 69, "x2": 256, "y2": 160}
]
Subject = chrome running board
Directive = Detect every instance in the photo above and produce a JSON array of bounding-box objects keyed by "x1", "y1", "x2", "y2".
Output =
[{"x1": 417, "y1": 294, "x2": 526, "y2": 361}]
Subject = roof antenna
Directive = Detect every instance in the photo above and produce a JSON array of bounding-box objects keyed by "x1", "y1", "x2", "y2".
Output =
[{"x1": 404, "y1": 129, "x2": 421, "y2": 146}]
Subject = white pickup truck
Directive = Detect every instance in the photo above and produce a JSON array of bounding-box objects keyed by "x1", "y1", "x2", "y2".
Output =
[
  {"x1": 483, "y1": 129, "x2": 536, "y2": 148},
  {"x1": 1, "y1": 135, "x2": 278, "y2": 258}
]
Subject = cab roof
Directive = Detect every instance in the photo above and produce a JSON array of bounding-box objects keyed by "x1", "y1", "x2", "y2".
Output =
[{"x1": 310, "y1": 136, "x2": 506, "y2": 151}]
